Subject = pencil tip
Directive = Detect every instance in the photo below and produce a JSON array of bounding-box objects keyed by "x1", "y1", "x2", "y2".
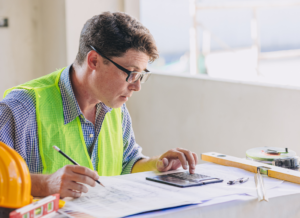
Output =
[{"x1": 95, "y1": 179, "x2": 105, "y2": 187}]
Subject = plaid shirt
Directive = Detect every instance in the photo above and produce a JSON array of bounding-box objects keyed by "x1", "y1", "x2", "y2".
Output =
[{"x1": 0, "y1": 65, "x2": 146, "y2": 174}]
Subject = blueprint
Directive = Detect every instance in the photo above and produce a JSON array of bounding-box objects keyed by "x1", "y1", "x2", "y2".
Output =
[
  {"x1": 121, "y1": 163, "x2": 284, "y2": 201},
  {"x1": 64, "y1": 163, "x2": 284, "y2": 218},
  {"x1": 66, "y1": 177, "x2": 200, "y2": 218}
]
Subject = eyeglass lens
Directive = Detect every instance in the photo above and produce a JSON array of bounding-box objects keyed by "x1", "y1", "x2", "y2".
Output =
[{"x1": 128, "y1": 72, "x2": 151, "y2": 84}]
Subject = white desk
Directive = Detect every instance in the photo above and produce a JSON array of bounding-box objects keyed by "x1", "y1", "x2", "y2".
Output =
[
  {"x1": 128, "y1": 167, "x2": 300, "y2": 218},
  {"x1": 131, "y1": 192, "x2": 300, "y2": 218}
]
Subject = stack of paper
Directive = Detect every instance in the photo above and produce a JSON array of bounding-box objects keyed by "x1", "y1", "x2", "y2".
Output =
[{"x1": 59, "y1": 163, "x2": 287, "y2": 218}]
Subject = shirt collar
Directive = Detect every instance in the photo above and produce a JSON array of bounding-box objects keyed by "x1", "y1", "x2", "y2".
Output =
[{"x1": 59, "y1": 65, "x2": 112, "y2": 125}]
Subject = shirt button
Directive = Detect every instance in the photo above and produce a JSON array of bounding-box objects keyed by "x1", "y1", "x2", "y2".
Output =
[{"x1": 89, "y1": 134, "x2": 94, "y2": 138}]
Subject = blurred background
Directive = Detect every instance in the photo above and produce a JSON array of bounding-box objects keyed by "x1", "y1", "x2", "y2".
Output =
[
  {"x1": 143, "y1": 0, "x2": 300, "y2": 85},
  {"x1": 1, "y1": 0, "x2": 300, "y2": 159}
]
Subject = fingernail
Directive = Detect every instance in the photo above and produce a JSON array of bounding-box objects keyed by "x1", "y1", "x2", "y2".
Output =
[
  {"x1": 184, "y1": 164, "x2": 188, "y2": 169},
  {"x1": 191, "y1": 164, "x2": 195, "y2": 168},
  {"x1": 191, "y1": 169, "x2": 195, "y2": 173}
]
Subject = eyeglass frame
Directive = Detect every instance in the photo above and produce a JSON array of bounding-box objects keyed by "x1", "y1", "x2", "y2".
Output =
[{"x1": 89, "y1": 45, "x2": 150, "y2": 83}]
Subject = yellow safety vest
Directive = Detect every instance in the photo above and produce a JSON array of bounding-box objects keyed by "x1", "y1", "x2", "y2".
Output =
[{"x1": 4, "y1": 68, "x2": 123, "y2": 176}]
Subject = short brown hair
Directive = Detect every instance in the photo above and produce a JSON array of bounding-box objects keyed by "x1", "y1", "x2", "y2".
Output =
[{"x1": 75, "y1": 12, "x2": 158, "y2": 65}]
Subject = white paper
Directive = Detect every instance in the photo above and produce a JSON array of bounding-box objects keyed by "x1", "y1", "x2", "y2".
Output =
[
  {"x1": 121, "y1": 163, "x2": 283, "y2": 201},
  {"x1": 60, "y1": 163, "x2": 287, "y2": 218},
  {"x1": 65, "y1": 177, "x2": 200, "y2": 218},
  {"x1": 266, "y1": 181, "x2": 300, "y2": 198}
]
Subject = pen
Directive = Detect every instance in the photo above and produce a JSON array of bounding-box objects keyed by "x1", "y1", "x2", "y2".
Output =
[
  {"x1": 227, "y1": 177, "x2": 249, "y2": 185},
  {"x1": 53, "y1": 145, "x2": 105, "y2": 187}
]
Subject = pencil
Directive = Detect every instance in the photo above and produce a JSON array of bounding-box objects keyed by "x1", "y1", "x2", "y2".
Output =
[{"x1": 53, "y1": 145, "x2": 105, "y2": 187}]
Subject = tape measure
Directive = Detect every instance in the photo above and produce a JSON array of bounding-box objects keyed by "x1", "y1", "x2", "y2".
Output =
[{"x1": 246, "y1": 147, "x2": 299, "y2": 169}]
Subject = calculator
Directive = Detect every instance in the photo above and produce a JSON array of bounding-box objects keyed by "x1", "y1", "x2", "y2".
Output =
[{"x1": 146, "y1": 171, "x2": 223, "y2": 188}]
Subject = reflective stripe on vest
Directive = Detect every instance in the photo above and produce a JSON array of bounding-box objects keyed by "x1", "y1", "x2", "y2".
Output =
[{"x1": 4, "y1": 68, "x2": 123, "y2": 176}]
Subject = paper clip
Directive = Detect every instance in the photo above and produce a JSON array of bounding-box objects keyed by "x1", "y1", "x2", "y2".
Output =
[{"x1": 254, "y1": 167, "x2": 268, "y2": 202}]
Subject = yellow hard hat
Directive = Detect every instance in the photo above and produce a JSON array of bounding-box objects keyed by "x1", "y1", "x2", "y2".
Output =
[{"x1": 0, "y1": 141, "x2": 33, "y2": 208}]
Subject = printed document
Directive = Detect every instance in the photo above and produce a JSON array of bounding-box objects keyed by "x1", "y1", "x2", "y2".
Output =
[
  {"x1": 62, "y1": 163, "x2": 284, "y2": 218},
  {"x1": 64, "y1": 176, "x2": 200, "y2": 218}
]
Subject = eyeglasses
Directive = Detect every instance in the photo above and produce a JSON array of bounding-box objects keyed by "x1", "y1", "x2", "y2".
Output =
[{"x1": 90, "y1": 45, "x2": 151, "y2": 84}]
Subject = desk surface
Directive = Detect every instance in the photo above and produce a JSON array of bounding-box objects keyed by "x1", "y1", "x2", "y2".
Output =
[
  {"x1": 130, "y1": 170, "x2": 300, "y2": 218},
  {"x1": 131, "y1": 192, "x2": 300, "y2": 218}
]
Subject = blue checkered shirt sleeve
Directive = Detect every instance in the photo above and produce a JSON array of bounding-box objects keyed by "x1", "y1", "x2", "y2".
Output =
[
  {"x1": 0, "y1": 89, "x2": 43, "y2": 173},
  {"x1": 121, "y1": 104, "x2": 147, "y2": 174}
]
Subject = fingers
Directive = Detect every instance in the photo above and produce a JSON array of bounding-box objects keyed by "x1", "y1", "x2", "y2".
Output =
[
  {"x1": 192, "y1": 152, "x2": 198, "y2": 165},
  {"x1": 169, "y1": 159, "x2": 182, "y2": 170},
  {"x1": 159, "y1": 148, "x2": 198, "y2": 174},
  {"x1": 47, "y1": 165, "x2": 100, "y2": 198},
  {"x1": 71, "y1": 172, "x2": 97, "y2": 187},
  {"x1": 62, "y1": 189, "x2": 82, "y2": 198},
  {"x1": 160, "y1": 149, "x2": 187, "y2": 168},
  {"x1": 156, "y1": 158, "x2": 169, "y2": 172},
  {"x1": 62, "y1": 165, "x2": 97, "y2": 186},
  {"x1": 71, "y1": 165, "x2": 99, "y2": 181},
  {"x1": 176, "y1": 148, "x2": 195, "y2": 173},
  {"x1": 68, "y1": 181, "x2": 89, "y2": 193},
  {"x1": 60, "y1": 166, "x2": 97, "y2": 198},
  {"x1": 60, "y1": 180, "x2": 88, "y2": 198},
  {"x1": 63, "y1": 166, "x2": 98, "y2": 187}
]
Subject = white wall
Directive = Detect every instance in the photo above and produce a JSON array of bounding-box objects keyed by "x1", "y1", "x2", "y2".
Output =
[
  {"x1": 65, "y1": 0, "x2": 124, "y2": 65},
  {"x1": 0, "y1": 0, "x2": 67, "y2": 100},
  {"x1": 124, "y1": 0, "x2": 140, "y2": 20},
  {"x1": 127, "y1": 74, "x2": 300, "y2": 159},
  {"x1": 65, "y1": 0, "x2": 140, "y2": 65},
  {"x1": 38, "y1": 0, "x2": 67, "y2": 76},
  {"x1": 0, "y1": 0, "x2": 40, "y2": 100}
]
